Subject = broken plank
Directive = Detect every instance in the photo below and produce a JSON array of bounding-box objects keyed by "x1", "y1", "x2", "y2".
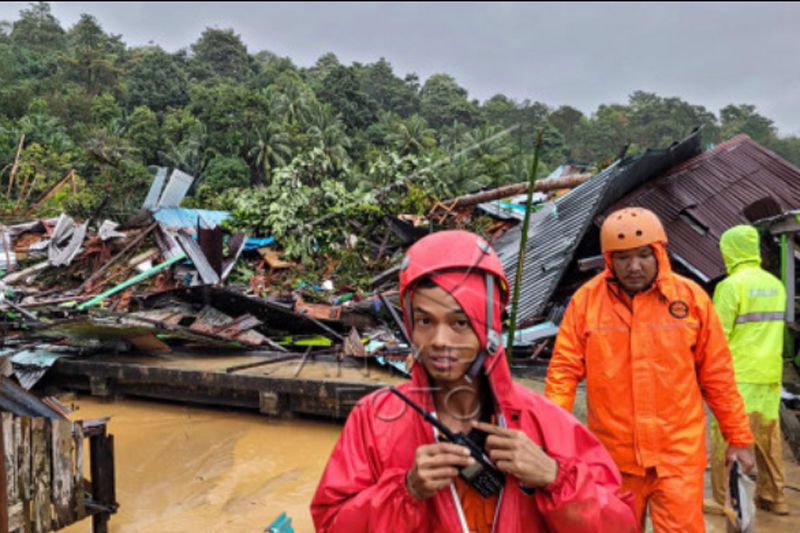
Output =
[
  {"x1": 226, "y1": 354, "x2": 302, "y2": 373},
  {"x1": 77, "y1": 252, "x2": 187, "y2": 310},
  {"x1": 0, "y1": 413, "x2": 13, "y2": 533},
  {"x1": 0, "y1": 415, "x2": 8, "y2": 533},
  {"x1": 293, "y1": 346, "x2": 314, "y2": 377},
  {"x1": 17, "y1": 416, "x2": 31, "y2": 501},
  {"x1": 51, "y1": 419, "x2": 75, "y2": 528},
  {"x1": 1, "y1": 413, "x2": 17, "y2": 505},
  {"x1": 258, "y1": 247, "x2": 295, "y2": 270},
  {"x1": 1, "y1": 261, "x2": 48, "y2": 285},
  {"x1": 31, "y1": 417, "x2": 52, "y2": 533},
  {"x1": 343, "y1": 328, "x2": 366, "y2": 358},
  {"x1": 212, "y1": 314, "x2": 262, "y2": 336},
  {"x1": 73, "y1": 424, "x2": 85, "y2": 521},
  {"x1": 15, "y1": 416, "x2": 32, "y2": 533},
  {"x1": 128, "y1": 333, "x2": 173, "y2": 354}
]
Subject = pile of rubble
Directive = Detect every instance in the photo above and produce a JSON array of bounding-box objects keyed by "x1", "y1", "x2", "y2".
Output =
[{"x1": 2, "y1": 131, "x2": 800, "y2": 397}]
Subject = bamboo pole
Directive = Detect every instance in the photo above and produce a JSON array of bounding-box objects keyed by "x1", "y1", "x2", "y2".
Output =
[
  {"x1": 28, "y1": 169, "x2": 76, "y2": 212},
  {"x1": 506, "y1": 129, "x2": 544, "y2": 361},
  {"x1": 6, "y1": 134, "x2": 24, "y2": 197}
]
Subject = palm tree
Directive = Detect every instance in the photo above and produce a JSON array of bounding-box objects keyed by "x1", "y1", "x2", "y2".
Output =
[
  {"x1": 460, "y1": 125, "x2": 515, "y2": 187},
  {"x1": 247, "y1": 122, "x2": 291, "y2": 185},
  {"x1": 265, "y1": 74, "x2": 311, "y2": 127},
  {"x1": 439, "y1": 122, "x2": 470, "y2": 154},
  {"x1": 304, "y1": 102, "x2": 351, "y2": 174},
  {"x1": 158, "y1": 124, "x2": 208, "y2": 179},
  {"x1": 386, "y1": 114, "x2": 435, "y2": 156}
]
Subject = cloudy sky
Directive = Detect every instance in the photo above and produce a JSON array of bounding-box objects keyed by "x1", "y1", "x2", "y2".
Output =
[{"x1": 3, "y1": 2, "x2": 799, "y2": 135}]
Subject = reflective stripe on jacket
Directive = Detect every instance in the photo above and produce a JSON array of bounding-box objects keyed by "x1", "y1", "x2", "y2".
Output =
[
  {"x1": 545, "y1": 241, "x2": 754, "y2": 476},
  {"x1": 713, "y1": 224, "x2": 786, "y2": 384}
]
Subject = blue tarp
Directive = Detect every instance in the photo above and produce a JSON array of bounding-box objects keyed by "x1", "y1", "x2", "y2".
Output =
[
  {"x1": 153, "y1": 208, "x2": 274, "y2": 250},
  {"x1": 243, "y1": 236, "x2": 275, "y2": 251},
  {"x1": 152, "y1": 207, "x2": 230, "y2": 230}
]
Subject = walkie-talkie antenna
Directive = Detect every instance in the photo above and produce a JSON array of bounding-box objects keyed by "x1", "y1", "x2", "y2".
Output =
[{"x1": 389, "y1": 386, "x2": 458, "y2": 441}]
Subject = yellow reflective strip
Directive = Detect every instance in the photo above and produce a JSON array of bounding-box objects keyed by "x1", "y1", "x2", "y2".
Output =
[{"x1": 734, "y1": 311, "x2": 785, "y2": 324}]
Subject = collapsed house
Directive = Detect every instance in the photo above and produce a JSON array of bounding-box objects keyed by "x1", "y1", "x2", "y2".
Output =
[{"x1": 0, "y1": 130, "x2": 798, "y2": 428}]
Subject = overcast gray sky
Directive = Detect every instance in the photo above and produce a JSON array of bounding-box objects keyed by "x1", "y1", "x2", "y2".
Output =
[{"x1": 3, "y1": 2, "x2": 799, "y2": 135}]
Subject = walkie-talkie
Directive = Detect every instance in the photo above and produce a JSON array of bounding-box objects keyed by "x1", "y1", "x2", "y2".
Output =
[{"x1": 389, "y1": 386, "x2": 505, "y2": 498}]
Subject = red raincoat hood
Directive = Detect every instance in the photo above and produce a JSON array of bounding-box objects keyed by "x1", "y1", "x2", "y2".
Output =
[{"x1": 405, "y1": 270, "x2": 519, "y2": 412}]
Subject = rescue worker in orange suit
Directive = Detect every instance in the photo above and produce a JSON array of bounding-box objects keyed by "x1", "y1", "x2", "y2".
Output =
[
  {"x1": 545, "y1": 207, "x2": 756, "y2": 532},
  {"x1": 311, "y1": 230, "x2": 637, "y2": 532},
  {"x1": 710, "y1": 224, "x2": 788, "y2": 514}
]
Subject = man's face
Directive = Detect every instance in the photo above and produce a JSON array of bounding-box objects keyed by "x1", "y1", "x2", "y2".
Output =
[
  {"x1": 611, "y1": 245, "x2": 658, "y2": 294},
  {"x1": 411, "y1": 285, "x2": 481, "y2": 385}
]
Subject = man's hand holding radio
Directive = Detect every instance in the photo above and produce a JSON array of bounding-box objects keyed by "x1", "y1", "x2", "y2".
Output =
[
  {"x1": 406, "y1": 442, "x2": 474, "y2": 499},
  {"x1": 473, "y1": 421, "x2": 558, "y2": 489}
]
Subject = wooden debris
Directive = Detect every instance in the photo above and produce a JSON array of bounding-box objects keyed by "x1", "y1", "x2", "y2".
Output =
[
  {"x1": 343, "y1": 327, "x2": 366, "y2": 358},
  {"x1": 258, "y1": 247, "x2": 296, "y2": 270}
]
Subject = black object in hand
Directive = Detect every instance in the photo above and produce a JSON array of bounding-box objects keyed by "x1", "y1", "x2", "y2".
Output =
[{"x1": 389, "y1": 386, "x2": 505, "y2": 497}]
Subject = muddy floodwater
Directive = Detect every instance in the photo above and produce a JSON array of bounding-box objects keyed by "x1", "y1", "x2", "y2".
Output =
[
  {"x1": 60, "y1": 395, "x2": 341, "y2": 533},
  {"x1": 58, "y1": 393, "x2": 798, "y2": 532}
]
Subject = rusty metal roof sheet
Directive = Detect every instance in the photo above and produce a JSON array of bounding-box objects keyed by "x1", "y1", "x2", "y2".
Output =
[
  {"x1": 495, "y1": 129, "x2": 702, "y2": 325},
  {"x1": 604, "y1": 134, "x2": 800, "y2": 282}
]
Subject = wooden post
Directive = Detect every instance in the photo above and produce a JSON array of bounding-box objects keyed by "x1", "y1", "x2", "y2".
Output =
[
  {"x1": 89, "y1": 427, "x2": 115, "y2": 533},
  {"x1": 0, "y1": 417, "x2": 8, "y2": 533},
  {"x1": 73, "y1": 424, "x2": 85, "y2": 521},
  {"x1": 783, "y1": 233, "x2": 797, "y2": 362}
]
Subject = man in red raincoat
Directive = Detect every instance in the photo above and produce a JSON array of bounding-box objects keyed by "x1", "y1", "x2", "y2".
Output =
[{"x1": 311, "y1": 230, "x2": 637, "y2": 532}]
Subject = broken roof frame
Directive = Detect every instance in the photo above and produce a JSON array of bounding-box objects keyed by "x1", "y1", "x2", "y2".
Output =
[
  {"x1": 605, "y1": 134, "x2": 800, "y2": 284},
  {"x1": 494, "y1": 128, "x2": 703, "y2": 326}
]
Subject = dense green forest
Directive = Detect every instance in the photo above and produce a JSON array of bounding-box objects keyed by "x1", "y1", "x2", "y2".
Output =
[{"x1": 2, "y1": 2, "x2": 800, "y2": 264}]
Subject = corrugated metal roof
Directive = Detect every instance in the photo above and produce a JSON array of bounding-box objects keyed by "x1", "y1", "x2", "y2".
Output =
[
  {"x1": 143, "y1": 166, "x2": 168, "y2": 209},
  {"x1": 604, "y1": 134, "x2": 800, "y2": 282},
  {"x1": 156, "y1": 168, "x2": 194, "y2": 208},
  {"x1": 175, "y1": 232, "x2": 221, "y2": 284},
  {"x1": 47, "y1": 214, "x2": 88, "y2": 267},
  {"x1": 0, "y1": 375, "x2": 64, "y2": 418},
  {"x1": 495, "y1": 129, "x2": 702, "y2": 325}
]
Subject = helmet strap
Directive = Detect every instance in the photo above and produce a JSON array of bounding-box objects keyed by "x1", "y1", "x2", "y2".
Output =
[
  {"x1": 465, "y1": 350, "x2": 487, "y2": 383},
  {"x1": 466, "y1": 273, "x2": 502, "y2": 383}
]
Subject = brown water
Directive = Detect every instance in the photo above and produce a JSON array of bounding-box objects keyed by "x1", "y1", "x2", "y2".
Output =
[
  {"x1": 60, "y1": 395, "x2": 341, "y2": 533},
  {"x1": 59, "y1": 391, "x2": 799, "y2": 533}
]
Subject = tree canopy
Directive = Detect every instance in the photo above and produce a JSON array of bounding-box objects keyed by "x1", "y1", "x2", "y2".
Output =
[{"x1": 2, "y1": 2, "x2": 799, "y2": 252}]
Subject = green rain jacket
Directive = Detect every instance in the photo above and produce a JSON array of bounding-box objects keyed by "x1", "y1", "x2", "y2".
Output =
[{"x1": 713, "y1": 225, "x2": 786, "y2": 384}]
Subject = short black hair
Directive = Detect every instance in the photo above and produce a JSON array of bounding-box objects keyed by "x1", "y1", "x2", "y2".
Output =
[{"x1": 414, "y1": 276, "x2": 439, "y2": 290}]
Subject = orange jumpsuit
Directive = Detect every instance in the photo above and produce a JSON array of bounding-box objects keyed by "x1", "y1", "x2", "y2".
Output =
[{"x1": 545, "y1": 242, "x2": 754, "y2": 532}]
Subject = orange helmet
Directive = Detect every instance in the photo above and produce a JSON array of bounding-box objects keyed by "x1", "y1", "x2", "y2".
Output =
[{"x1": 601, "y1": 207, "x2": 667, "y2": 253}]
